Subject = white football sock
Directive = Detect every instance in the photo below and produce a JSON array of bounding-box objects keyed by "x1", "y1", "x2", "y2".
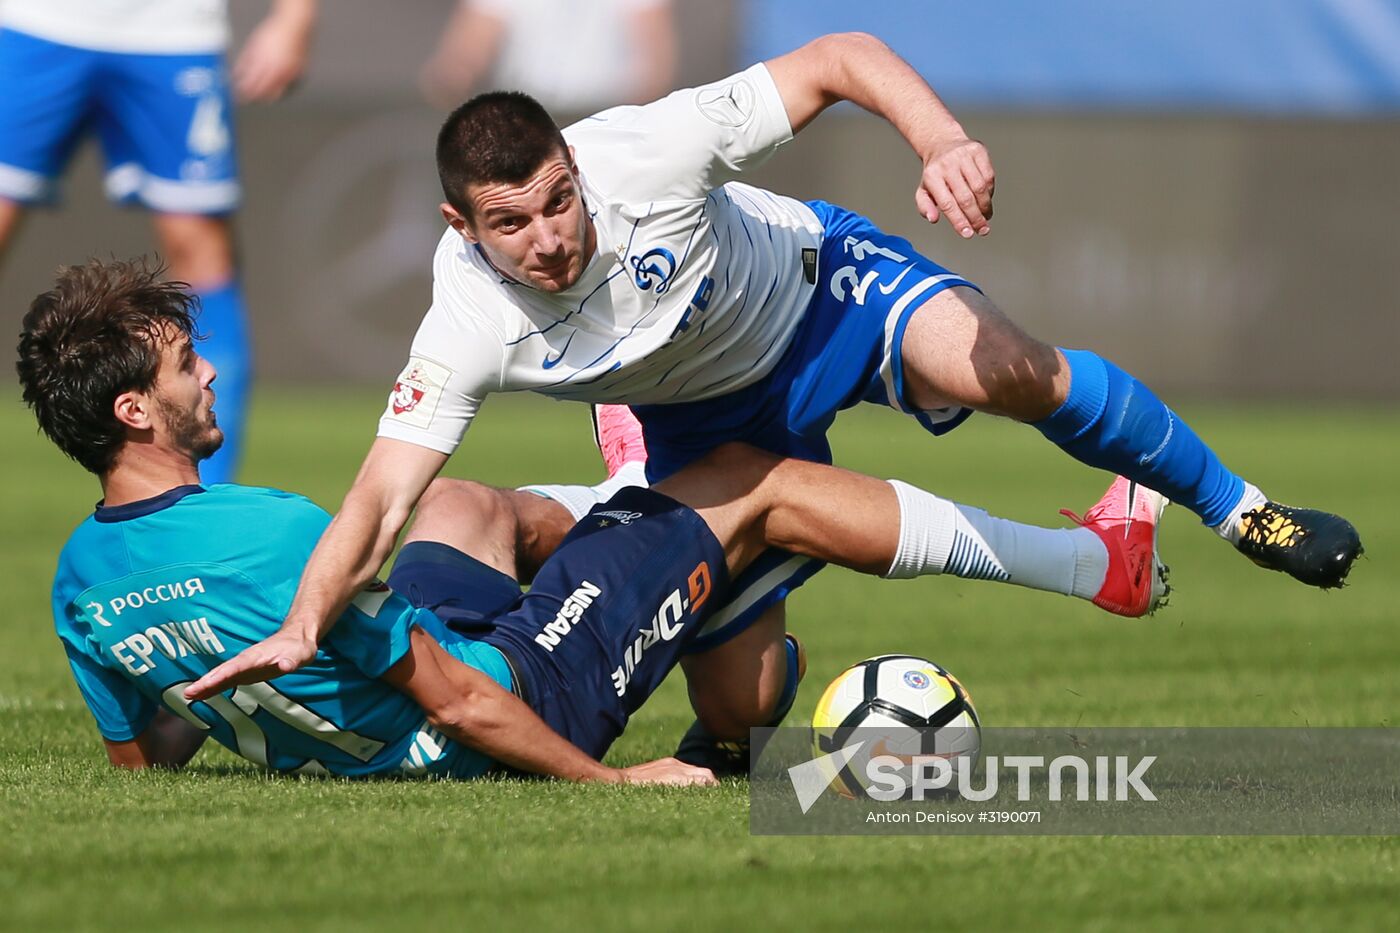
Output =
[
  {"x1": 1214, "y1": 482, "x2": 1268, "y2": 544},
  {"x1": 593, "y1": 460, "x2": 648, "y2": 498},
  {"x1": 884, "y1": 480, "x2": 1108, "y2": 600},
  {"x1": 518, "y1": 461, "x2": 649, "y2": 521}
]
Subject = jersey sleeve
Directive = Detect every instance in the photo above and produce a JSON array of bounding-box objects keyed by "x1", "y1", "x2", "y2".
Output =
[
  {"x1": 55, "y1": 622, "x2": 157, "y2": 743},
  {"x1": 565, "y1": 62, "x2": 794, "y2": 203},
  {"x1": 375, "y1": 244, "x2": 507, "y2": 456},
  {"x1": 51, "y1": 546, "x2": 156, "y2": 742}
]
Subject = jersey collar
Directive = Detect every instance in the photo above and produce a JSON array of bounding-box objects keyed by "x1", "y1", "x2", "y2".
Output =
[{"x1": 94, "y1": 485, "x2": 205, "y2": 523}]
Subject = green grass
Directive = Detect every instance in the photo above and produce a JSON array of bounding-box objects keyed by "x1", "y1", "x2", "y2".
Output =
[{"x1": 2, "y1": 390, "x2": 1396, "y2": 931}]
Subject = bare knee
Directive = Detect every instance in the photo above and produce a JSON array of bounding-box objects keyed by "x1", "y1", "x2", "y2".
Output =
[
  {"x1": 405, "y1": 478, "x2": 520, "y2": 576},
  {"x1": 902, "y1": 289, "x2": 1068, "y2": 421},
  {"x1": 978, "y1": 332, "x2": 1064, "y2": 420}
]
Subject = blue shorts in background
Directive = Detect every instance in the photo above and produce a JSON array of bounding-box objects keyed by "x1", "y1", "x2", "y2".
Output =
[{"x1": 0, "y1": 28, "x2": 239, "y2": 212}]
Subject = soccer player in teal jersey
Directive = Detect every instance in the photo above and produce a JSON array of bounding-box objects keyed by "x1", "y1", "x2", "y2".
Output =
[
  {"x1": 21, "y1": 258, "x2": 1177, "y2": 781},
  {"x1": 51, "y1": 483, "x2": 518, "y2": 778}
]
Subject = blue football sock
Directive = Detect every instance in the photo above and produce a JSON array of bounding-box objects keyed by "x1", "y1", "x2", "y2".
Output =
[
  {"x1": 1034, "y1": 348, "x2": 1245, "y2": 527},
  {"x1": 193, "y1": 280, "x2": 251, "y2": 485},
  {"x1": 765, "y1": 635, "x2": 802, "y2": 728}
]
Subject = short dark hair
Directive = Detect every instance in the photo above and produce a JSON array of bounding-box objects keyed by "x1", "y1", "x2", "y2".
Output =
[
  {"x1": 15, "y1": 257, "x2": 198, "y2": 475},
  {"x1": 436, "y1": 91, "x2": 569, "y2": 219}
]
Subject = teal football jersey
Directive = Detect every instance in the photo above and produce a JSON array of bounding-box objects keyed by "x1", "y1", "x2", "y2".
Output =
[{"x1": 51, "y1": 484, "x2": 512, "y2": 778}]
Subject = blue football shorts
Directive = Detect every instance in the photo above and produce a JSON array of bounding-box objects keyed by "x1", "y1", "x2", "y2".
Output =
[
  {"x1": 388, "y1": 487, "x2": 728, "y2": 761},
  {"x1": 0, "y1": 28, "x2": 239, "y2": 212},
  {"x1": 629, "y1": 200, "x2": 984, "y2": 649}
]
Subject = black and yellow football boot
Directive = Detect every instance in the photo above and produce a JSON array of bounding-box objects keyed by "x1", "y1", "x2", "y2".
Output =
[{"x1": 1235, "y1": 502, "x2": 1362, "y2": 589}]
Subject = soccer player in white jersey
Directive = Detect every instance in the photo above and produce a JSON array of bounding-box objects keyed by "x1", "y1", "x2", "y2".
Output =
[
  {"x1": 0, "y1": 0, "x2": 317, "y2": 484},
  {"x1": 192, "y1": 34, "x2": 1361, "y2": 763}
]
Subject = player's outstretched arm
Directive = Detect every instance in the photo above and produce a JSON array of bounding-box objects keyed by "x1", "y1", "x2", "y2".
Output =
[
  {"x1": 385, "y1": 628, "x2": 717, "y2": 787},
  {"x1": 764, "y1": 32, "x2": 995, "y2": 238},
  {"x1": 185, "y1": 438, "x2": 447, "y2": 701}
]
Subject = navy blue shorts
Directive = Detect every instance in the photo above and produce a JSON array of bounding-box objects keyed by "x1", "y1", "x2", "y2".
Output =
[{"x1": 387, "y1": 487, "x2": 728, "y2": 761}]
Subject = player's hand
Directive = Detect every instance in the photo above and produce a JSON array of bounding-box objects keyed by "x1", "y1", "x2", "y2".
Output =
[
  {"x1": 614, "y1": 757, "x2": 719, "y2": 787},
  {"x1": 183, "y1": 630, "x2": 318, "y2": 701},
  {"x1": 233, "y1": 16, "x2": 312, "y2": 103},
  {"x1": 915, "y1": 137, "x2": 995, "y2": 238}
]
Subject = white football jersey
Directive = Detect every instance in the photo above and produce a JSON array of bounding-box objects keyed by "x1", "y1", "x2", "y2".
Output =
[
  {"x1": 0, "y1": 0, "x2": 228, "y2": 54},
  {"x1": 378, "y1": 63, "x2": 824, "y2": 456}
]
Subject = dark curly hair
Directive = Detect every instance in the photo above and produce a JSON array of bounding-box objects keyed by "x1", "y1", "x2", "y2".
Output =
[{"x1": 16, "y1": 257, "x2": 199, "y2": 475}]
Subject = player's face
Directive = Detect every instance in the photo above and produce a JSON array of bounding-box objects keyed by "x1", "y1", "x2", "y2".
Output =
[
  {"x1": 446, "y1": 149, "x2": 596, "y2": 293},
  {"x1": 152, "y1": 333, "x2": 223, "y2": 463}
]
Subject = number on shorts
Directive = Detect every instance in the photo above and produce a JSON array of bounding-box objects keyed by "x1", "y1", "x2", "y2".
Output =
[{"x1": 162, "y1": 681, "x2": 385, "y2": 767}]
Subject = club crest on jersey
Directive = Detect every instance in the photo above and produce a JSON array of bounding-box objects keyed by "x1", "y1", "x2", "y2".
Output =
[
  {"x1": 386, "y1": 357, "x2": 450, "y2": 428},
  {"x1": 391, "y1": 378, "x2": 424, "y2": 415},
  {"x1": 630, "y1": 247, "x2": 676, "y2": 294}
]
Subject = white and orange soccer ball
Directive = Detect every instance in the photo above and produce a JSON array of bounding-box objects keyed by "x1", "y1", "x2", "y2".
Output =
[{"x1": 811, "y1": 654, "x2": 981, "y2": 798}]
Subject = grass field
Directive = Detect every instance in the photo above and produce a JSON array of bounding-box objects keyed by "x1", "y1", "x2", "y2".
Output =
[{"x1": 2, "y1": 389, "x2": 1396, "y2": 931}]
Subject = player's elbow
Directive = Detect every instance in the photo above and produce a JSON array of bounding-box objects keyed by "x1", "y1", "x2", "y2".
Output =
[
  {"x1": 425, "y1": 696, "x2": 492, "y2": 744},
  {"x1": 821, "y1": 31, "x2": 885, "y2": 52},
  {"x1": 812, "y1": 31, "x2": 888, "y2": 65}
]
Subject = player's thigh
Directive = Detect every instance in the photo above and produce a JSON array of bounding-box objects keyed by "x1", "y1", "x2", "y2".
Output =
[
  {"x1": 899, "y1": 286, "x2": 1068, "y2": 421},
  {"x1": 0, "y1": 30, "x2": 97, "y2": 202},
  {"x1": 651, "y1": 442, "x2": 787, "y2": 577},
  {"x1": 97, "y1": 51, "x2": 239, "y2": 217},
  {"x1": 680, "y1": 601, "x2": 787, "y2": 738}
]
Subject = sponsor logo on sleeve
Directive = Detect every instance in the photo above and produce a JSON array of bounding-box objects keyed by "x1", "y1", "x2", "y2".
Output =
[
  {"x1": 696, "y1": 80, "x2": 756, "y2": 127},
  {"x1": 387, "y1": 358, "x2": 451, "y2": 428}
]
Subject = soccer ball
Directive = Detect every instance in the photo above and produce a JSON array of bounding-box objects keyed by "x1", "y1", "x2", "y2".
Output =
[{"x1": 811, "y1": 654, "x2": 981, "y2": 798}]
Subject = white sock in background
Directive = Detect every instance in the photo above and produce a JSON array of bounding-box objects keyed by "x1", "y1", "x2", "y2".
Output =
[{"x1": 884, "y1": 479, "x2": 1108, "y2": 600}]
